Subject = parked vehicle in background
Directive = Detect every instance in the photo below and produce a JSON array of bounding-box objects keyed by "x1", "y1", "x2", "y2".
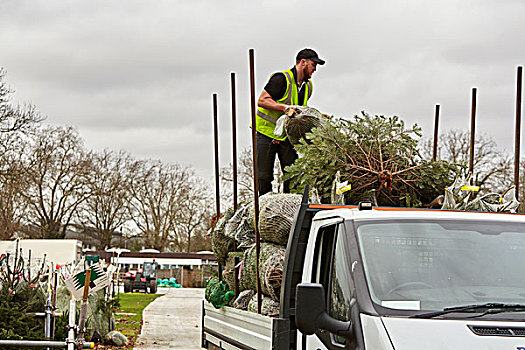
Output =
[
  {"x1": 123, "y1": 260, "x2": 157, "y2": 294},
  {"x1": 202, "y1": 193, "x2": 525, "y2": 349}
]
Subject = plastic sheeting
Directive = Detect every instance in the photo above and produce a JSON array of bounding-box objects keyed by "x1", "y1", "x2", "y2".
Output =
[{"x1": 442, "y1": 174, "x2": 519, "y2": 213}]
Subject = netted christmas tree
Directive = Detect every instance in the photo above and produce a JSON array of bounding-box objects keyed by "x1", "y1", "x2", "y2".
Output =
[{"x1": 282, "y1": 112, "x2": 459, "y2": 207}]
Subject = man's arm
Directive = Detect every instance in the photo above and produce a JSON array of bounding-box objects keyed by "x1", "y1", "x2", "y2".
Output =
[{"x1": 257, "y1": 90, "x2": 287, "y2": 113}]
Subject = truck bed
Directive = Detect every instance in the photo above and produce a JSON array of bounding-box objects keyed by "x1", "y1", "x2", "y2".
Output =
[
  {"x1": 202, "y1": 190, "x2": 321, "y2": 350},
  {"x1": 202, "y1": 301, "x2": 274, "y2": 350}
]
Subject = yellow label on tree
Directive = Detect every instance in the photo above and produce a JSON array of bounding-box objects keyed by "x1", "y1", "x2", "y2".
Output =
[
  {"x1": 460, "y1": 185, "x2": 480, "y2": 192},
  {"x1": 336, "y1": 181, "x2": 352, "y2": 195}
]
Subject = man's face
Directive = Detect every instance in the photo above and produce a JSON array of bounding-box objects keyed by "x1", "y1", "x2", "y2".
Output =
[{"x1": 303, "y1": 59, "x2": 317, "y2": 79}]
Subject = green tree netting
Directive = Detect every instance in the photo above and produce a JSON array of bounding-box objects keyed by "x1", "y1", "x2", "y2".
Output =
[{"x1": 205, "y1": 277, "x2": 234, "y2": 309}]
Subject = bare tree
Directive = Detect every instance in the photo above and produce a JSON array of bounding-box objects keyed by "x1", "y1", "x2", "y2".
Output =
[
  {"x1": 79, "y1": 150, "x2": 134, "y2": 248},
  {"x1": 172, "y1": 176, "x2": 213, "y2": 252},
  {"x1": 0, "y1": 134, "x2": 29, "y2": 239},
  {"x1": 220, "y1": 147, "x2": 283, "y2": 207},
  {"x1": 220, "y1": 148, "x2": 254, "y2": 206},
  {"x1": 0, "y1": 68, "x2": 44, "y2": 134},
  {"x1": 421, "y1": 130, "x2": 513, "y2": 193},
  {"x1": 21, "y1": 125, "x2": 92, "y2": 238},
  {"x1": 128, "y1": 160, "x2": 194, "y2": 251},
  {"x1": 0, "y1": 69, "x2": 44, "y2": 239},
  {"x1": 189, "y1": 231, "x2": 212, "y2": 252}
]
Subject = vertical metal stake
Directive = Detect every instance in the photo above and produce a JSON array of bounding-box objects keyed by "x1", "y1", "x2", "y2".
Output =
[
  {"x1": 469, "y1": 88, "x2": 477, "y2": 179},
  {"x1": 212, "y1": 93, "x2": 223, "y2": 281},
  {"x1": 231, "y1": 73, "x2": 240, "y2": 293},
  {"x1": 77, "y1": 269, "x2": 91, "y2": 349},
  {"x1": 28, "y1": 249, "x2": 31, "y2": 282},
  {"x1": 213, "y1": 93, "x2": 221, "y2": 219},
  {"x1": 515, "y1": 66, "x2": 523, "y2": 200},
  {"x1": 249, "y1": 48, "x2": 262, "y2": 314},
  {"x1": 231, "y1": 73, "x2": 238, "y2": 212},
  {"x1": 433, "y1": 104, "x2": 440, "y2": 161},
  {"x1": 51, "y1": 270, "x2": 58, "y2": 338},
  {"x1": 67, "y1": 297, "x2": 76, "y2": 350}
]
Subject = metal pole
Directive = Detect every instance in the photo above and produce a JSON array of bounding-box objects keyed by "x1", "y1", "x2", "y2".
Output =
[
  {"x1": 515, "y1": 66, "x2": 523, "y2": 200},
  {"x1": 45, "y1": 294, "x2": 52, "y2": 341},
  {"x1": 14, "y1": 238, "x2": 19, "y2": 266},
  {"x1": 67, "y1": 298, "x2": 76, "y2": 350},
  {"x1": 432, "y1": 104, "x2": 440, "y2": 161},
  {"x1": 51, "y1": 269, "x2": 58, "y2": 338},
  {"x1": 249, "y1": 48, "x2": 262, "y2": 314},
  {"x1": 212, "y1": 93, "x2": 223, "y2": 282},
  {"x1": 469, "y1": 88, "x2": 477, "y2": 179},
  {"x1": 28, "y1": 249, "x2": 31, "y2": 282},
  {"x1": 213, "y1": 93, "x2": 221, "y2": 219},
  {"x1": 0, "y1": 340, "x2": 94, "y2": 349},
  {"x1": 231, "y1": 72, "x2": 238, "y2": 212},
  {"x1": 231, "y1": 72, "x2": 239, "y2": 293},
  {"x1": 76, "y1": 269, "x2": 91, "y2": 349},
  {"x1": 45, "y1": 267, "x2": 52, "y2": 350}
]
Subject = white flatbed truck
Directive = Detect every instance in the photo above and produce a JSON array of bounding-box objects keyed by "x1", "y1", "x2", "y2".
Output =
[{"x1": 202, "y1": 192, "x2": 525, "y2": 349}]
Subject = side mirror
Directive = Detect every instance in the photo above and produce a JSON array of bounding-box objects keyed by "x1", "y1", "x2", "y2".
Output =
[{"x1": 295, "y1": 283, "x2": 353, "y2": 338}]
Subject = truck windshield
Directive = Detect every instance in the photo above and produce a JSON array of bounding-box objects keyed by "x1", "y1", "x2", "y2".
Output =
[{"x1": 356, "y1": 219, "x2": 525, "y2": 315}]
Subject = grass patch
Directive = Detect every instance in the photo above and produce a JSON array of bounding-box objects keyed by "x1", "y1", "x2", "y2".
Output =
[{"x1": 106, "y1": 293, "x2": 162, "y2": 349}]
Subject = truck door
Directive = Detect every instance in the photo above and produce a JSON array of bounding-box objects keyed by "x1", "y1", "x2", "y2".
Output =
[{"x1": 299, "y1": 218, "x2": 357, "y2": 350}]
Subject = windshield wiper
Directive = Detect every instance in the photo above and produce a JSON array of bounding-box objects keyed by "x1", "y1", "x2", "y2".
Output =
[{"x1": 410, "y1": 303, "x2": 525, "y2": 319}]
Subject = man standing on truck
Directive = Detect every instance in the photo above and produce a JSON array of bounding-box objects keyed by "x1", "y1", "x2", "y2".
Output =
[{"x1": 255, "y1": 48, "x2": 325, "y2": 195}]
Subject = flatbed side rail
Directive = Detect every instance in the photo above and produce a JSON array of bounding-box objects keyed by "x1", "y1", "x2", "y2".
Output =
[{"x1": 202, "y1": 301, "x2": 273, "y2": 350}]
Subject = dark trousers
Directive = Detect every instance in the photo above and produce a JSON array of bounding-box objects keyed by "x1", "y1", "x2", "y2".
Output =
[{"x1": 257, "y1": 132, "x2": 298, "y2": 196}]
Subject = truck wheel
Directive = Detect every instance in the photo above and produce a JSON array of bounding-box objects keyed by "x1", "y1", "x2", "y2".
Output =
[
  {"x1": 149, "y1": 280, "x2": 157, "y2": 294},
  {"x1": 123, "y1": 280, "x2": 131, "y2": 293}
]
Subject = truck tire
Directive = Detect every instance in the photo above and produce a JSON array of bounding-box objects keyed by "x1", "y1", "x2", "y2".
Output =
[
  {"x1": 124, "y1": 279, "x2": 131, "y2": 293},
  {"x1": 149, "y1": 280, "x2": 157, "y2": 294}
]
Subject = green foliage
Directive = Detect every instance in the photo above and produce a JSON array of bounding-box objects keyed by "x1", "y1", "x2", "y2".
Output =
[
  {"x1": 0, "y1": 282, "x2": 45, "y2": 341},
  {"x1": 282, "y1": 112, "x2": 459, "y2": 207}
]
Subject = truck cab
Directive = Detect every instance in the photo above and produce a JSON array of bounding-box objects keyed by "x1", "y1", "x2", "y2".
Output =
[{"x1": 296, "y1": 205, "x2": 525, "y2": 349}]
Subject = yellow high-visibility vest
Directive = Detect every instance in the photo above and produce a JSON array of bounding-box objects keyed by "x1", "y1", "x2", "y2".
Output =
[{"x1": 256, "y1": 69, "x2": 312, "y2": 140}]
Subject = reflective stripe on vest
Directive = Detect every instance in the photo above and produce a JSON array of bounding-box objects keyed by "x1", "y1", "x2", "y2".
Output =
[
  {"x1": 256, "y1": 109, "x2": 277, "y2": 123},
  {"x1": 282, "y1": 70, "x2": 293, "y2": 105},
  {"x1": 255, "y1": 69, "x2": 312, "y2": 140}
]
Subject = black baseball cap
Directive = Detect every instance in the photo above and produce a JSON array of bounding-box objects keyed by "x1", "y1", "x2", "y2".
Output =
[{"x1": 296, "y1": 48, "x2": 325, "y2": 65}]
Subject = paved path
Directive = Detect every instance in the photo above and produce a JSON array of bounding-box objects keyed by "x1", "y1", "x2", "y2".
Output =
[{"x1": 134, "y1": 288, "x2": 204, "y2": 350}]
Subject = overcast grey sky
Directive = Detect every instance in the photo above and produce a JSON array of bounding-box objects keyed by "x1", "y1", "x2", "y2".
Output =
[{"x1": 1, "y1": 0, "x2": 524, "y2": 182}]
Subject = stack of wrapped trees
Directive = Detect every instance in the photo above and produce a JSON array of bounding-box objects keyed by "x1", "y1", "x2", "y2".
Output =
[{"x1": 211, "y1": 193, "x2": 302, "y2": 316}]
